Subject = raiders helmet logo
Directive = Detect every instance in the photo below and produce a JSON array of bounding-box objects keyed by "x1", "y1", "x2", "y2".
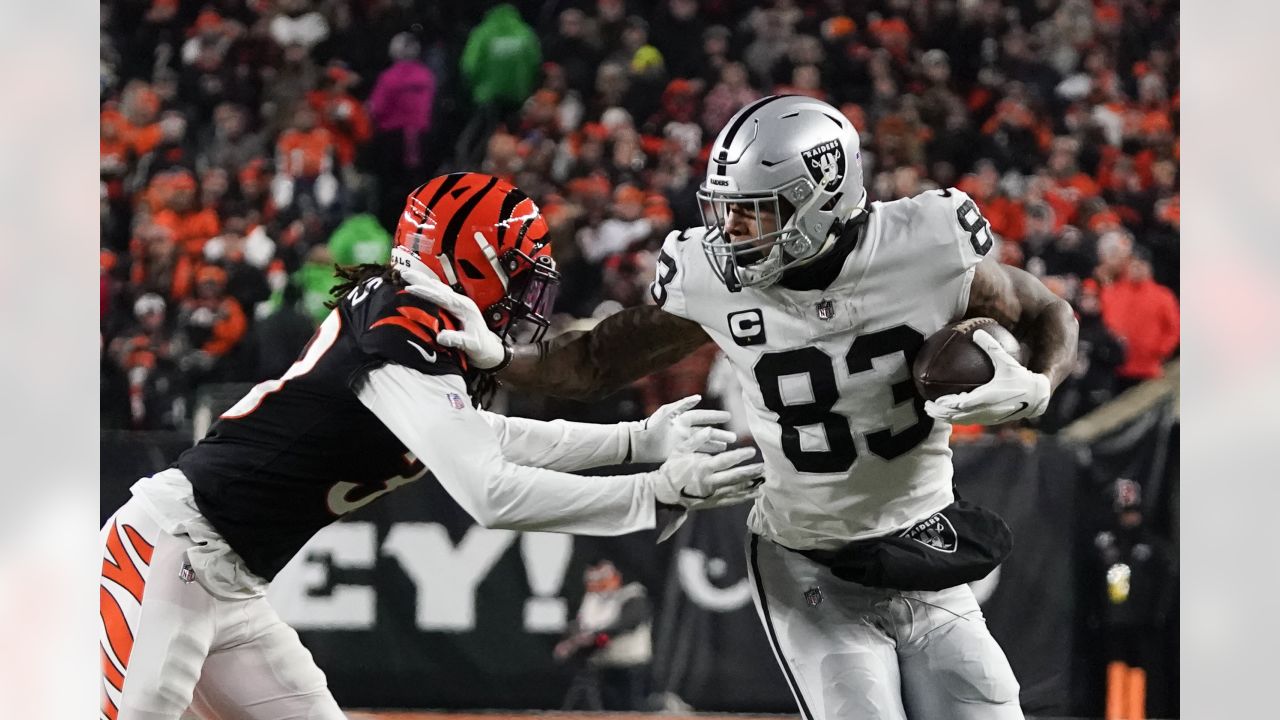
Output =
[
  {"x1": 801, "y1": 140, "x2": 845, "y2": 192},
  {"x1": 900, "y1": 512, "x2": 958, "y2": 553}
]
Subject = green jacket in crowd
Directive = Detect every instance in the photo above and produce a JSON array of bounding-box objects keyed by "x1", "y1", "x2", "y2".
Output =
[
  {"x1": 328, "y1": 213, "x2": 392, "y2": 267},
  {"x1": 460, "y1": 3, "x2": 542, "y2": 108}
]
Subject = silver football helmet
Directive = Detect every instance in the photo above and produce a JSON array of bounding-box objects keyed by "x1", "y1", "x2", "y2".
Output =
[{"x1": 698, "y1": 95, "x2": 866, "y2": 291}]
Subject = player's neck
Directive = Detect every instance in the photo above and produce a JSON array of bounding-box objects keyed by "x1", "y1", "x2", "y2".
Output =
[{"x1": 777, "y1": 208, "x2": 871, "y2": 292}]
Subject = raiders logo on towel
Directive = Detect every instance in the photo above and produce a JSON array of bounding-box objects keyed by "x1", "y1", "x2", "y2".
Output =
[
  {"x1": 901, "y1": 512, "x2": 958, "y2": 553},
  {"x1": 801, "y1": 140, "x2": 845, "y2": 192}
]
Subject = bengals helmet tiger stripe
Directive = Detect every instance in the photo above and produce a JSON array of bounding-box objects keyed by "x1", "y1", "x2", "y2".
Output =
[{"x1": 391, "y1": 172, "x2": 559, "y2": 342}]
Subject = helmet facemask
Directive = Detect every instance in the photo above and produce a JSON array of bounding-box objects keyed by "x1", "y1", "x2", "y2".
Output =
[
  {"x1": 697, "y1": 176, "x2": 827, "y2": 291},
  {"x1": 485, "y1": 249, "x2": 559, "y2": 344}
]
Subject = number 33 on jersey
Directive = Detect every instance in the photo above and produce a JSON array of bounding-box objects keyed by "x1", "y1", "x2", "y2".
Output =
[{"x1": 650, "y1": 188, "x2": 992, "y2": 547}]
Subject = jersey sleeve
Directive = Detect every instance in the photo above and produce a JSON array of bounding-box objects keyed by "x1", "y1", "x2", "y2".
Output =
[
  {"x1": 647, "y1": 228, "x2": 694, "y2": 320},
  {"x1": 477, "y1": 411, "x2": 631, "y2": 472},
  {"x1": 355, "y1": 364, "x2": 657, "y2": 535},
  {"x1": 350, "y1": 281, "x2": 466, "y2": 378},
  {"x1": 912, "y1": 188, "x2": 996, "y2": 318}
]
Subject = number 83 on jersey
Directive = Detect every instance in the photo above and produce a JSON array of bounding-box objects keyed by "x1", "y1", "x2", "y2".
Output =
[{"x1": 752, "y1": 324, "x2": 934, "y2": 474}]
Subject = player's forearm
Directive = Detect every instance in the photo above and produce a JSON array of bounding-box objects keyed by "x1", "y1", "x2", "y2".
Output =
[
  {"x1": 1018, "y1": 297, "x2": 1078, "y2": 391},
  {"x1": 477, "y1": 411, "x2": 632, "y2": 472},
  {"x1": 358, "y1": 365, "x2": 659, "y2": 535},
  {"x1": 500, "y1": 306, "x2": 712, "y2": 400}
]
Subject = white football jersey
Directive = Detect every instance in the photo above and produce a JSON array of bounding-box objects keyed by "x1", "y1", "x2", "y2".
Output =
[{"x1": 650, "y1": 188, "x2": 994, "y2": 550}]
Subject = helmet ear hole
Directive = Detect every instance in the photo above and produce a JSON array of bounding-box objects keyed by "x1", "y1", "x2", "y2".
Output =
[{"x1": 820, "y1": 192, "x2": 843, "y2": 212}]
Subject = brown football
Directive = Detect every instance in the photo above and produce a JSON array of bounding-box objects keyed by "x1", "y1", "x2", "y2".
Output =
[{"x1": 912, "y1": 318, "x2": 1022, "y2": 401}]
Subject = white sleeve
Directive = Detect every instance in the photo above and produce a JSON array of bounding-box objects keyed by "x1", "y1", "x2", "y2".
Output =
[
  {"x1": 647, "y1": 229, "x2": 692, "y2": 319},
  {"x1": 355, "y1": 363, "x2": 656, "y2": 535},
  {"x1": 476, "y1": 411, "x2": 633, "y2": 472},
  {"x1": 911, "y1": 188, "x2": 994, "y2": 320}
]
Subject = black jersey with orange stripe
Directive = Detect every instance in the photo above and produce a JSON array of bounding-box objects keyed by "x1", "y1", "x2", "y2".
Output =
[{"x1": 178, "y1": 275, "x2": 467, "y2": 580}]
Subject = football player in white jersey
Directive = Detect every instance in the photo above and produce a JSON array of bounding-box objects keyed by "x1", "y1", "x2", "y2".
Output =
[{"x1": 406, "y1": 96, "x2": 1078, "y2": 720}]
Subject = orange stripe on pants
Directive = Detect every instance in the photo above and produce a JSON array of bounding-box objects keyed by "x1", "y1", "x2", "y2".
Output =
[
  {"x1": 101, "y1": 645, "x2": 124, "y2": 692},
  {"x1": 123, "y1": 523, "x2": 155, "y2": 564},
  {"x1": 103, "y1": 521, "x2": 148, "y2": 603},
  {"x1": 100, "y1": 585, "x2": 135, "y2": 675}
]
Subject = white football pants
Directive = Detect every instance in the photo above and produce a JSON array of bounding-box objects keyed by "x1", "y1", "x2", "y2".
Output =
[
  {"x1": 100, "y1": 496, "x2": 346, "y2": 720},
  {"x1": 746, "y1": 534, "x2": 1023, "y2": 720}
]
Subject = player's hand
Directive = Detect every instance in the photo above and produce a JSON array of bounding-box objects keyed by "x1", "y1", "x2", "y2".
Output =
[
  {"x1": 399, "y1": 267, "x2": 509, "y2": 370},
  {"x1": 650, "y1": 430, "x2": 764, "y2": 542},
  {"x1": 924, "y1": 329, "x2": 1051, "y2": 425},
  {"x1": 652, "y1": 429, "x2": 764, "y2": 510},
  {"x1": 629, "y1": 394, "x2": 736, "y2": 464}
]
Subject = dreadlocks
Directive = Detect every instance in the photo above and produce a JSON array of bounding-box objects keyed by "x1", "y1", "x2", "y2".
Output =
[
  {"x1": 325, "y1": 263, "x2": 404, "y2": 309},
  {"x1": 326, "y1": 262, "x2": 501, "y2": 408}
]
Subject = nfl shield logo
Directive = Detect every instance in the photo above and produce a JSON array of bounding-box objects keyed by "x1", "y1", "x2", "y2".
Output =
[
  {"x1": 447, "y1": 393, "x2": 466, "y2": 410},
  {"x1": 815, "y1": 299, "x2": 835, "y2": 321},
  {"x1": 178, "y1": 560, "x2": 196, "y2": 584},
  {"x1": 803, "y1": 586, "x2": 823, "y2": 607}
]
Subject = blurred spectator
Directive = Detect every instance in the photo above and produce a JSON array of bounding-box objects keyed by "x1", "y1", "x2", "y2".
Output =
[
  {"x1": 261, "y1": 39, "x2": 319, "y2": 137},
  {"x1": 1040, "y1": 279, "x2": 1126, "y2": 431},
  {"x1": 274, "y1": 106, "x2": 340, "y2": 214},
  {"x1": 175, "y1": 266, "x2": 249, "y2": 381},
  {"x1": 651, "y1": 0, "x2": 704, "y2": 81},
  {"x1": 134, "y1": 110, "x2": 198, "y2": 183},
  {"x1": 1090, "y1": 479, "x2": 1176, "y2": 720},
  {"x1": 119, "y1": 80, "x2": 163, "y2": 157},
  {"x1": 698, "y1": 25, "x2": 733, "y2": 89},
  {"x1": 544, "y1": 9, "x2": 601, "y2": 98},
  {"x1": 327, "y1": 213, "x2": 392, "y2": 267},
  {"x1": 1030, "y1": 224, "x2": 1097, "y2": 282},
  {"x1": 577, "y1": 185, "x2": 654, "y2": 264},
  {"x1": 458, "y1": 4, "x2": 542, "y2": 165},
  {"x1": 269, "y1": 0, "x2": 329, "y2": 52},
  {"x1": 204, "y1": 215, "x2": 274, "y2": 322},
  {"x1": 1099, "y1": 250, "x2": 1179, "y2": 389},
  {"x1": 306, "y1": 63, "x2": 372, "y2": 172},
  {"x1": 107, "y1": 293, "x2": 187, "y2": 429},
  {"x1": 251, "y1": 282, "x2": 317, "y2": 381},
  {"x1": 368, "y1": 32, "x2": 437, "y2": 227},
  {"x1": 201, "y1": 103, "x2": 266, "y2": 175},
  {"x1": 957, "y1": 160, "x2": 1025, "y2": 243},
  {"x1": 1094, "y1": 229, "x2": 1134, "y2": 286},
  {"x1": 555, "y1": 560, "x2": 652, "y2": 711},
  {"x1": 152, "y1": 170, "x2": 221, "y2": 259},
  {"x1": 293, "y1": 244, "x2": 341, "y2": 325}
]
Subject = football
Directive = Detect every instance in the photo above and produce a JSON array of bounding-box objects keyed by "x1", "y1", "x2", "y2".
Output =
[{"x1": 912, "y1": 318, "x2": 1022, "y2": 401}]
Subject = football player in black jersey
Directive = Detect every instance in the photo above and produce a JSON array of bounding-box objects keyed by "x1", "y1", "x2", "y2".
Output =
[{"x1": 99, "y1": 173, "x2": 764, "y2": 720}]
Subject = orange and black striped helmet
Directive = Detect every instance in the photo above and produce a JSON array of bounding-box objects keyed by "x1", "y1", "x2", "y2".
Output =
[{"x1": 392, "y1": 172, "x2": 559, "y2": 341}]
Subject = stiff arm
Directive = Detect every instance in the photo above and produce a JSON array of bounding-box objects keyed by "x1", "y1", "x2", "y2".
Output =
[{"x1": 500, "y1": 305, "x2": 712, "y2": 399}]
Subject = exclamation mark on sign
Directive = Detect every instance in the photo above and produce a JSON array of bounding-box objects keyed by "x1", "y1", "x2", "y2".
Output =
[{"x1": 521, "y1": 533, "x2": 572, "y2": 632}]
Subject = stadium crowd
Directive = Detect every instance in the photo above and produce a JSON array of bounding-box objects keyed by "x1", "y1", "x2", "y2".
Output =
[{"x1": 100, "y1": 0, "x2": 1180, "y2": 433}]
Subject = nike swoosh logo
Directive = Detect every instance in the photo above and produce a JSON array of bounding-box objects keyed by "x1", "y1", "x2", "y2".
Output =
[
  {"x1": 407, "y1": 340, "x2": 437, "y2": 363},
  {"x1": 680, "y1": 488, "x2": 712, "y2": 500},
  {"x1": 995, "y1": 401, "x2": 1029, "y2": 422}
]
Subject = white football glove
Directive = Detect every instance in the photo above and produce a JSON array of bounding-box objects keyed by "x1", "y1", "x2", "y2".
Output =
[
  {"x1": 650, "y1": 429, "x2": 764, "y2": 542},
  {"x1": 629, "y1": 394, "x2": 736, "y2": 464},
  {"x1": 399, "y1": 267, "x2": 510, "y2": 370},
  {"x1": 923, "y1": 329, "x2": 1051, "y2": 425}
]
